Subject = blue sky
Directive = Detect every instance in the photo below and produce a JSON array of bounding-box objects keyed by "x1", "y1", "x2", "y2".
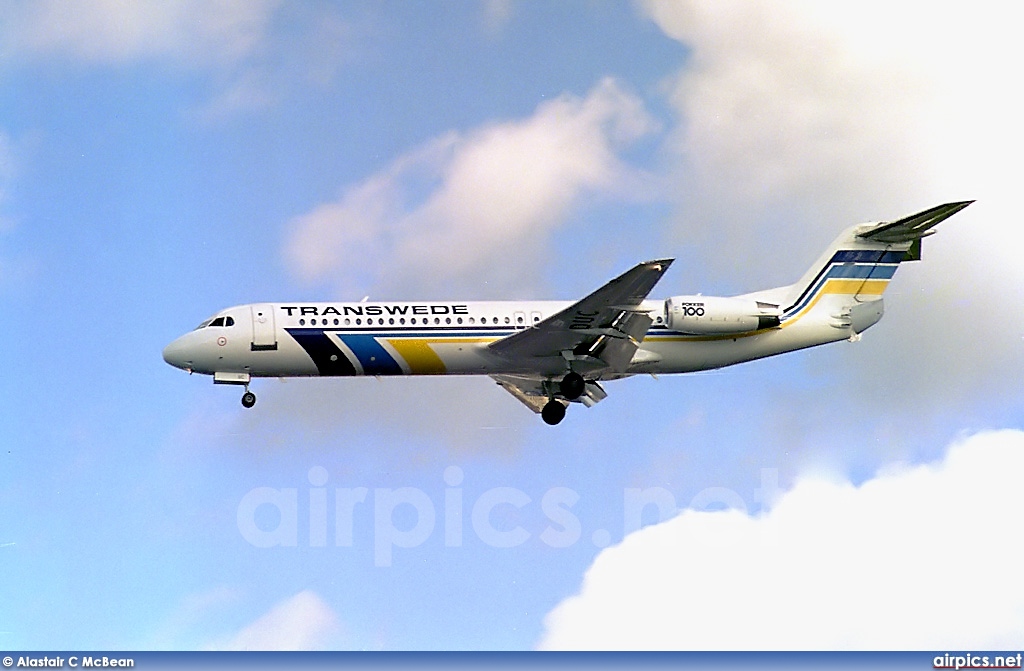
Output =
[{"x1": 2, "y1": 0, "x2": 1024, "y2": 651}]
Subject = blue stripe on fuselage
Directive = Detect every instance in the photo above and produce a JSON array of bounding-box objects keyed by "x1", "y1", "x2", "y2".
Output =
[
  {"x1": 826, "y1": 264, "x2": 898, "y2": 279},
  {"x1": 335, "y1": 334, "x2": 403, "y2": 375}
]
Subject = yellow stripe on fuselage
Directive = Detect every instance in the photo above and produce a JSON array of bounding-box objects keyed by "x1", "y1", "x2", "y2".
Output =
[
  {"x1": 385, "y1": 337, "x2": 502, "y2": 373},
  {"x1": 385, "y1": 339, "x2": 447, "y2": 374}
]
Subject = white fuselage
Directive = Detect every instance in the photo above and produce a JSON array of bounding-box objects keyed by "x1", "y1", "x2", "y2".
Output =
[{"x1": 161, "y1": 295, "x2": 868, "y2": 382}]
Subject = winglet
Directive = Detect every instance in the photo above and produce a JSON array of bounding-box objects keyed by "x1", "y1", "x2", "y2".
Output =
[{"x1": 856, "y1": 201, "x2": 973, "y2": 244}]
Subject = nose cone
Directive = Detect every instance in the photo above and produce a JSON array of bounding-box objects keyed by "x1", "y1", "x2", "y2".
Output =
[{"x1": 162, "y1": 336, "x2": 192, "y2": 371}]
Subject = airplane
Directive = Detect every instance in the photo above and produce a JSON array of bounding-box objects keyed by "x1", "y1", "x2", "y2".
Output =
[{"x1": 163, "y1": 201, "x2": 972, "y2": 425}]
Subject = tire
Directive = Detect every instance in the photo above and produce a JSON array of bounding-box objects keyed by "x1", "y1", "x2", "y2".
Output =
[
  {"x1": 541, "y1": 400, "x2": 566, "y2": 425},
  {"x1": 559, "y1": 372, "x2": 586, "y2": 400},
  {"x1": 241, "y1": 391, "x2": 256, "y2": 408}
]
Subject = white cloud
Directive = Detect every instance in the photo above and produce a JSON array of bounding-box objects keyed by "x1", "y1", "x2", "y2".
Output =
[
  {"x1": 185, "y1": 70, "x2": 278, "y2": 123},
  {"x1": 636, "y1": 0, "x2": 1024, "y2": 413},
  {"x1": 284, "y1": 77, "x2": 659, "y2": 298},
  {"x1": 662, "y1": 3, "x2": 925, "y2": 205},
  {"x1": 0, "y1": 2, "x2": 365, "y2": 121},
  {"x1": 482, "y1": 0, "x2": 515, "y2": 34},
  {"x1": 138, "y1": 586, "x2": 242, "y2": 649},
  {"x1": 0, "y1": 0, "x2": 280, "y2": 69},
  {"x1": 639, "y1": 0, "x2": 1024, "y2": 268},
  {"x1": 210, "y1": 590, "x2": 343, "y2": 651},
  {"x1": 539, "y1": 429, "x2": 1024, "y2": 650}
]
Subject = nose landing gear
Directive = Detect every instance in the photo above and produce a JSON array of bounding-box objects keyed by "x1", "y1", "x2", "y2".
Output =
[{"x1": 213, "y1": 371, "x2": 256, "y2": 409}]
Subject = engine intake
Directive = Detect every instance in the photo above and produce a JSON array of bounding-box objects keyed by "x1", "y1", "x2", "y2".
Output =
[{"x1": 665, "y1": 296, "x2": 781, "y2": 335}]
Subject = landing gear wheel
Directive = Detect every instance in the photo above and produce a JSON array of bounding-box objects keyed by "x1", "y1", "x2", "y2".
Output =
[
  {"x1": 541, "y1": 400, "x2": 566, "y2": 425},
  {"x1": 559, "y1": 371, "x2": 586, "y2": 401},
  {"x1": 241, "y1": 391, "x2": 256, "y2": 408}
]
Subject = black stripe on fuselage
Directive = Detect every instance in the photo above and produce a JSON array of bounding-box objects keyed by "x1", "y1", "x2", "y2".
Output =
[{"x1": 286, "y1": 329, "x2": 357, "y2": 376}]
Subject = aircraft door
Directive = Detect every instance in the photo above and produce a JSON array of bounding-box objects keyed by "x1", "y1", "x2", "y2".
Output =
[{"x1": 251, "y1": 304, "x2": 278, "y2": 351}]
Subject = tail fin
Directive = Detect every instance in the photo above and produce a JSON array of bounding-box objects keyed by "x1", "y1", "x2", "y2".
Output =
[{"x1": 781, "y1": 201, "x2": 972, "y2": 329}]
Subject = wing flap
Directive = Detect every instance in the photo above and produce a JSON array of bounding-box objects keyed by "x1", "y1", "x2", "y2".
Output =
[
  {"x1": 491, "y1": 374, "x2": 608, "y2": 413},
  {"x1": 572, "y1": 310, "x2": 653, "y2": 372},
  {"x1": 491, "y1": 375, "x2": 550, "y2": 414}
]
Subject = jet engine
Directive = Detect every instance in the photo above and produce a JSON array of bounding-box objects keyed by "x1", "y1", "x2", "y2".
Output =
[{"x1": 664, "y1": 296, "x2": 782, "y2": 335}]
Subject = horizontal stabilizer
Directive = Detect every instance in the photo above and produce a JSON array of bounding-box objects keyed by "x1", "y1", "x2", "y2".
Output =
[{"x1": 857, "y1": 201, "x2": 973, "y2": 243}]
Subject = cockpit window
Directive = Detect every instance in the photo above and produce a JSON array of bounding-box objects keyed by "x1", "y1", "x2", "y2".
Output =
[{"x1": 194, "y1": 315, "x2": 235, "y2": 330}]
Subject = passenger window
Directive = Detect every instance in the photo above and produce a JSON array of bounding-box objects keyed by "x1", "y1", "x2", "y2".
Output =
[{"x1": 504, "y1": 316, "x2": 510, "y2": 324}]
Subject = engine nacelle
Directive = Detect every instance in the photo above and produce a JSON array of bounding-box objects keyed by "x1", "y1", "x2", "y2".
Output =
[{"x1": 664, "y1": 296, "x2": 782, "y2": 335}]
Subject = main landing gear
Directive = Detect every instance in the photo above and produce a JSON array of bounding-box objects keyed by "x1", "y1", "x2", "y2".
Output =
[
  {"x1": 540, "y1": 372, "x2": 587, "y2": 425},
  {"x1": 541, "y1": 400, "x2": 566, "y2": 426},
  {"x1": 241, "y1": 389, "x2": 256, "y2": 408},
  {"x1": 559, "y1": 371, "x2": 585, "y2": 400}
]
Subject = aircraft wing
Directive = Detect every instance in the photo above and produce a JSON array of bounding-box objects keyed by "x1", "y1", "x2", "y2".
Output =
[
  {"x1": 491, "y1": 374, "x2": 609, "y2": 414},
  {"x1": 487, "y1": 258, "x2": 673, "y2": 375}
]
